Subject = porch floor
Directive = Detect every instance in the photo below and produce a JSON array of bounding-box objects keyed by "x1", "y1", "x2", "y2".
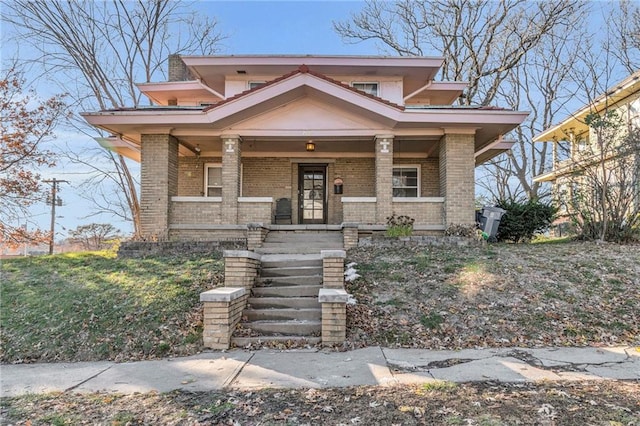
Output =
[{"x1": 268, "y1": 224, "x2": 343, "y2": 231}]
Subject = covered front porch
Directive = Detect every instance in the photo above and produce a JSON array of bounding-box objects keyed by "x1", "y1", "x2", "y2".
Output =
[{"x1": 139, "y1": 131, "x2": 477, "y2": 241}]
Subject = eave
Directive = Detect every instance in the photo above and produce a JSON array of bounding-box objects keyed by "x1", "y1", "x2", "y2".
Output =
[
  {"x1": 404, "y1": 81, "x2": 468, "y2": 105},
  {"x1": 136, "y1": 80, "x2": 223, "y2": 106},
  {"x1": 82, "y1": 67, "x2": 527, "y2": 164},
  {"x1": 181, "y1": 54, "x2": 445, "y2": 98}
]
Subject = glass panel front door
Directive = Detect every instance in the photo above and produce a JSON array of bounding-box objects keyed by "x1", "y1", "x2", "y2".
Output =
[{"x1": 299, "y1": 165, "x2": 327, "y2": 224}]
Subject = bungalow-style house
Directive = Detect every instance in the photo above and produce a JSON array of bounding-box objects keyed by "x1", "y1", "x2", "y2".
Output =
[
  {"x1": 533, "y1": 70, "x2": 640, "y2": 233},
  {"x1": 82, "y1": 55, "x2": 528, "y2": 241}
]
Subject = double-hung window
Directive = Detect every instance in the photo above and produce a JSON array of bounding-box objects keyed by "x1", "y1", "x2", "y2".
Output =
[
  {"x1": 392, "y1": 166, "x2": 420, "y2": 197},
  {"x1": 204, "y1": 163, "x2": 243, "y2": 197},
  {"x1": 204, "y1": 163, "x2": 222, "y2": 197},
  {"x1": 352, "y1": 82, "x2": 379, "y2": 96}
]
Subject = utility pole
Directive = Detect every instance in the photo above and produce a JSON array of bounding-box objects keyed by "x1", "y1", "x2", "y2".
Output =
[{"x1": 43, "y1": 178, "x2": 69, "y2": 255}]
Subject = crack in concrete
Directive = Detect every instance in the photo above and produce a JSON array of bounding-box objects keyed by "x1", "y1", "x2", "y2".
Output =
[
  {"x1": 64, "y1": 365, "x2": 113, "y2": 393},
  {"x1": 224, "y1": 353, "x2": 254, "y2": 389},
  {"x1": 501, "y1": 350, "x2": 544, "y2": 367},
  {"x1": 387, "y1": 358, "x2": 474, "y2": 372},
  {"x1": 383, "y1": 347, "x2": 638, "y2": 376},
  {"x1": 500, "y1": 349, "x2": 635, "y2": 373}
]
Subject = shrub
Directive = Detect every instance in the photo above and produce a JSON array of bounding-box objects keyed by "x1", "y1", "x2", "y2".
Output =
[
  {"x1": 495, "y1": 199, "x2": 557, "y2": 243},
  {"x1": 386, "y1": 214, "x2": 415, "y2": 237}
]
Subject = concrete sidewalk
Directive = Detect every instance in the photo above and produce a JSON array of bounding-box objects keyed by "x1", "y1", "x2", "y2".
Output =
[{"x1": 1, "y1": 346, "x2": 638, "y2": 397}]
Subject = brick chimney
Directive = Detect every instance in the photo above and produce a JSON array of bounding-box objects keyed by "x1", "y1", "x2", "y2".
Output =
[{"x1": 168, "y1": 54, "x2": 192, "y2": 81}]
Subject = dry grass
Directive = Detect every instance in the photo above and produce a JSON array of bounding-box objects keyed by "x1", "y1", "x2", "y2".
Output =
[{"x1": 346, "y1": 240, "x2": 640, "y2": 349}]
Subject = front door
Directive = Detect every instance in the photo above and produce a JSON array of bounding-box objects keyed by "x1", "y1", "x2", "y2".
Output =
[{"x1": 298, "y1": 165, "x2": 327, "y2": 224}]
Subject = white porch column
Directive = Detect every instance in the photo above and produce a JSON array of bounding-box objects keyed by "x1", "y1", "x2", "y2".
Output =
[
  {"x1": 375, "y1": 134, "x2": 394, "y2": 223},
  {"x1": 222, "y1": 135, "x2": 241, "y2": 224}
]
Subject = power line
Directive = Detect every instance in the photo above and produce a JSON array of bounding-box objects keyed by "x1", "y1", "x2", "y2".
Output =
[{"x1": 42, "y1": 178, "x2": 69, "y2": 255}]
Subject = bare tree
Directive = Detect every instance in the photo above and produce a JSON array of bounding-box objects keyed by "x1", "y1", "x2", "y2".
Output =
[
  {"x1": 608, "y1": 0, "x2": 640, "y2": 74},
  {"x1": 335, "y1": 0, "x2": 588, "y2": 201},
  {"x1": 4, "y1": 0, "x2": 225, "y2": 237},
  {"x1": 479, "y1": 18, "x2": 587, "y2": 202},
  {"x1": 335, "y1": 0, "x2": 584, "y2": 106},
  {"x1": 562, "y1": 114, "x2": 640, "y2": 242},
  {"x1": 69, "y1": 223, "x2": 120, "y2": 250}
]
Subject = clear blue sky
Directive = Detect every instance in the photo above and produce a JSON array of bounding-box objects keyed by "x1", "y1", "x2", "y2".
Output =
[{"x1": 199, "y1": 1, "x2": 378, "y2": 55}]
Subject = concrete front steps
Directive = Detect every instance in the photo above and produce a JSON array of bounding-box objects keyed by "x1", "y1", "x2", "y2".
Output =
[
  {"x1": 254, "y1": 230, "x2": 344, "y2": 255},
  {"x1": 233, "y1": 231, "x2": 344, "y2": 347}
]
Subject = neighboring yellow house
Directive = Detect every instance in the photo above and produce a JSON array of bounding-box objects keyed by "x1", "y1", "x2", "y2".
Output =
[{"x1": 533, "y1": 70, "x2": 640, "y2": 235}]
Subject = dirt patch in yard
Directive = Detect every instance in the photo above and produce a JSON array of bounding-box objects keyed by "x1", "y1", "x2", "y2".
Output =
[
  {"x1": 344, "y1": 241, "x2": 640, "y2": 350},
  {"x1": 2, "y1": 381, "x2": 638, "y2": 425}
]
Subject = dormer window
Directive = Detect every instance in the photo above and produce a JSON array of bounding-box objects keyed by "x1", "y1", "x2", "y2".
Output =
[
  {"x1": 352, "y1": 82, "x2": 379, "y2": 96},
  {"x1": 249, "y1": 81, "x2": 267, "y2": 90}
]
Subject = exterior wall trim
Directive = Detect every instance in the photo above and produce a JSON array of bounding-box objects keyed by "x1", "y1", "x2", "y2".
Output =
[
  {"x1": 172, "y1": 196, "x2": 221, "y2": 202},
  {"x1": 169, "y1": 224, "x2": 246, "y2": 230},
  {"x1": 238, "y1": 197, "x2": 273, "y2": 202},
  {"x1": 341, "y1": 197, "x2": 377, "y2": 203},
  {"x1": 392, "y1": 197, "x2": 445, "y2": 203}
]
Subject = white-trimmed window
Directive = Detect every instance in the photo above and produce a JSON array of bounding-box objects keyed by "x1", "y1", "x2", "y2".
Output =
[
  {"x1": 204, "y1": 163, "x2": 243, "y2": 197},
  {"x1": 352, "y1": 82, "x2": 379, "y2": 96},
  {"x1": 204, "y1": 163, "x2": 222, "y2": 197},
  {"x1": 393, "y1": 165, "x2": 420, "y2": 197}
]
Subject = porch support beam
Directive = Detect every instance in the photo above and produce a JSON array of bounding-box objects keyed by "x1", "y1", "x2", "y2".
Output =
[
  {"x1": 439, "y1": 131, "x2": 476, "y2": 225},
  {"x1": 140, "y1": 133, "x2": 178, "y2": 240},
  {"x1": 222, "y1": 135, "x2": 242, "y2": 223},
  {"x1": 375, "y1": 134, "x2": 394, "y2": 224}
]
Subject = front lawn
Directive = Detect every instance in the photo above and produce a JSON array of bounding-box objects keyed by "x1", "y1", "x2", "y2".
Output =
[
  {"x1": 346, "y1": 241, "x2": 640, "y2": 349},
  {"x1": 0, "y1": 250, "x2": 223, "y2": 363},
  {"x1": 2, "y1": 240, "x2": 638, "y2": 363}
]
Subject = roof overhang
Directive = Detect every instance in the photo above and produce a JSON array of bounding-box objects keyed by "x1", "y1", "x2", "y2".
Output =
[
  {"x1": 95, "y1": 136, "x2": 141, "y2": 162},
  {"x1": 404, "y1": 81, "x2": 468, "y2": 105},
  {"x1": 534, "y1": 70, "x2": 640, "y2": 142},
  {"x1": 474, "y1": 139, "x2": 515, "y2": 165},
  {"x1": 136, "y1": 80, "x2": 223, "y2": 106},
  {"x1": 83, "y1": 68, "x2": 527, "y2": 163},
  {"x1": 181, "y1": 55, "x2": 445, "y2": 98}
]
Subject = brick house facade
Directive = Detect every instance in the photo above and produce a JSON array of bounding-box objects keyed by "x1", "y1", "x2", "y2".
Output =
[{"x1": 82, "y1": 55, "x2": 527, "y2": 240}]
